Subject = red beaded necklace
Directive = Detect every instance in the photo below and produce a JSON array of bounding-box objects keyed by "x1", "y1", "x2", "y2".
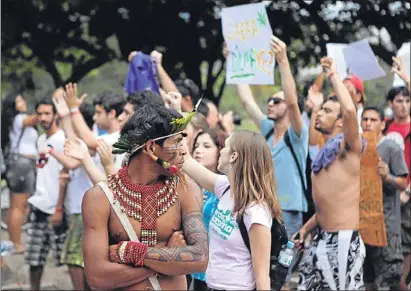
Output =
[{"x1": 108, "y1": 166, "x2": 178, "y2": 246}]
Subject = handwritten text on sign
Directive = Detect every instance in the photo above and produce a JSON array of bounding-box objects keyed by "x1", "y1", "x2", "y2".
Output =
[{"x1": 222, "y1": 3, "x2": 274, "y2": 85}]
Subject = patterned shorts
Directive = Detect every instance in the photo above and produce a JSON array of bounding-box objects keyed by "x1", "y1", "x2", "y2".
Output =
[
  {"x1": 24, "y1": 207, "x2": 68, "y2": 267},
  {"x1": 298, "y1": 229, "x2": 366, "y2": 291},
  {"x1": 60, "y1": 214, "x2": 84, "y2": 267},
  {"x1": 363, "y1": 233, "x2": 403, "y2": 289}
]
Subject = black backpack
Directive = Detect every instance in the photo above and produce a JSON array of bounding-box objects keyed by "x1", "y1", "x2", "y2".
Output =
[
  {"x1": 222, "y1": 186, "x2": 288, "y2": 289},
  {"x1": 264, "y1": 128, "x2": 315, "y2": 224}
]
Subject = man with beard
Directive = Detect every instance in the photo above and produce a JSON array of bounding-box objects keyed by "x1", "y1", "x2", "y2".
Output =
[
  {"x1": 294, "y1": 57, "x2": 366, "y2": 290},
  {"x1": 233, "y1": 36, "x2": 309, "y2": 238},
  {"x1": 80, "y1": 105, "x2": 207, "y2": 290},
  {"x1": 25, "y1": 95, "x2": 68, "y2": 290}
]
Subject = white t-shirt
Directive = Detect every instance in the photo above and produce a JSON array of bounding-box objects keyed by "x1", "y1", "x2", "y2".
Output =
[
  {"x1": 28, "y1": 130, "x2": 65, "y2": 215},
  {"x1": 66, "y1": 156, "x2": 98, "y2": 214},
  {"x1": 206, "y1": 175, "x2": 273, "y2": 290},
  {"x1": 9, "y1": 114, "x2": 38, "y2": 155},
  {"x1": 96, "y1": 131, "x2": 125, "y2": 171}
]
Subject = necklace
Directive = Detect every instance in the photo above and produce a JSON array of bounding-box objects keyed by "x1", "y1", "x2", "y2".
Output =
[{"x1": 108, "y1": 167, "x2": 178, "y2": 246}]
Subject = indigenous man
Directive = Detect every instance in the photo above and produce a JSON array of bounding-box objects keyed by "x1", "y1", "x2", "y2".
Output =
[
  {"x1": 294, "y1": 57, "x2": 366, "y2": 290},
  {"x1": 82, "y1": 104, "x2": 207, "y2": 290}
]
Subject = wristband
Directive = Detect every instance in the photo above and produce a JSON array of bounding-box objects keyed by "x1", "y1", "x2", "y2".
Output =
[
  {"x1": 55, "y1": 206, "x2": 63, "y2": 212},
  {"x1": 70, "y1": 107, "x2": 80, "y2": 116},
  {"x1": 328, "y1": 71, "x2": 336, "y2": 79}
]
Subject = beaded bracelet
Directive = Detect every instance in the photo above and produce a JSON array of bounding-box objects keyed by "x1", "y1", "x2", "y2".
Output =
[{"x1": 117, "y1": 241, "x2": 148, "y2": 267}]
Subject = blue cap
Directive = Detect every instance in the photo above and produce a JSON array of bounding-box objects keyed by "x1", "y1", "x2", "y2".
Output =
[{"x1": 286, "y1": 241, "x2": 295, "y2": 249}]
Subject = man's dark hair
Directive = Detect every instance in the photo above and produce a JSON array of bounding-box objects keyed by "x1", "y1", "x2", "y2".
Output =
[
  {"x1": 175, "y1": 78, "x2": 201, "y2": 104},
  {"x1": 93, "y1": 91, "x2": 126, "y2": 117},
  {"x1": 35, "y1": 95, "x2": 56, "y2": 114},
  {"x1": 127, "y1": 90, "x2": 164, "y2": 111},
  {"x1": 80, "y1": 103, "x2": 95, "y2": 129},
  {"x1": 116, "y1": 105, "x2": 182, "y2": 158},
  {"x1": 362, "y1": 106, "x2": 385, "y2": 121},
  {"x1": 197, "y1": 98, "x2": 214, "y2": 117},
  {"x1": 324, "y1": 95, "x2": 342, "y2": 119},
  {"x1": 386, "y1": 86, "x2": 410, "y2": 102}
]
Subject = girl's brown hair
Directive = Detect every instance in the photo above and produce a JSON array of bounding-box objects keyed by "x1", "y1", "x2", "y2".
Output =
[{"x1": 230, "y1": 130, "x2": 282, "y2": 223}]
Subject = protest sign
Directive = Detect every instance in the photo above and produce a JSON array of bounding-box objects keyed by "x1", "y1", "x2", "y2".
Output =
[
  {"x1": 359, "y1": 132, "x2": 387, "y2": 247},
  {"x1": 393, "y1": 42, "x2": 410, "y2": 87},
  {"x1": 343, "y1": 39, "x2": 386, "y2": 81},
  {"x1": 326, "y1": 43, "x2": 349, "y2": 79},
  {"x1": 222, "y1": 3, "x2": 274, "y2": 85}
]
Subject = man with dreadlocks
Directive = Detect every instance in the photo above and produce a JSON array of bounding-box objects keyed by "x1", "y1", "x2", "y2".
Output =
[{"x1": 81, "y1": 104, "x2": 207, "y2": 290}]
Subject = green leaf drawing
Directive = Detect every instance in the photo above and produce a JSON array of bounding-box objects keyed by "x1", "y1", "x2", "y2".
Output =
[{"x1": 257, "y1": 10, "x2": 267, "y2": 27}]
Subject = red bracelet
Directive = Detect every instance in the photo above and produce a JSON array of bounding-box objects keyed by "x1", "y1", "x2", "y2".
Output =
[
  {"x1": 70, "y1": 110, "x2": 80, "y2": 116},
  {"x1": 55, "y1": 206, "x2": 63, "y2": 212},
  {"x1": 121, "y1": 241, "x2": 148, "y2": 267}
]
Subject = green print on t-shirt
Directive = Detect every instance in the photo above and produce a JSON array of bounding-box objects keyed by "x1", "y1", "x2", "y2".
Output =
[{"x1": 211, "y1": 207, "x2": 236, "y2": 240}]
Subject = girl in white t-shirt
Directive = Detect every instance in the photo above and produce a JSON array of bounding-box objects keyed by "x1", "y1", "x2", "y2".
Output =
[
  {"x1": 1, "y1": 94, "x2": 38, "y2": 253},
  {"x1": 183, "y1": 130, "x2": 282, "y2": 291}
]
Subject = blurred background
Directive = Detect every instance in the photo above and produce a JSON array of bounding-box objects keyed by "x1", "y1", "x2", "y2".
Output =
[{"x1": 2, "y1": 0, "x2": 410, "y2": 131}]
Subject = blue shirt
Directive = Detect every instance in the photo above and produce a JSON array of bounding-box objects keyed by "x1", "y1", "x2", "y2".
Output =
[
  {"x1": 261, "y1": 118, "x2": 308, "y2": 212},
  {"x1": 192, "y1": 190, "x2": 219, "y2": 281}
]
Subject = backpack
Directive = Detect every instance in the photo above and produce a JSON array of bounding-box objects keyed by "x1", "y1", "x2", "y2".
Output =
[
  {"x1": 222, "y1": 186, "x2": 288, "y2": 290},
  {"x1": 264, "y1": 128, "x2": 315, "y2": 224}
]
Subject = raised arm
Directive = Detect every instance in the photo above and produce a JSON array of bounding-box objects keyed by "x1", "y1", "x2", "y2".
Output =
[
  {"x1": 142, "y1": 180, "x2": 208, "y2": 275},
  {"x1": 321, "y1": 57, "x2": 362, "y2": 153},
  {"x1": 151, "y1": 50, "x2": 179, "y2": 93},
  {"x1": 307, "y1": 85, "x2": 324, "y2": 146},
  {"x1": 52, "y1": 92, "x2": 77, "y2": 140},
  {"x1": 82, "y1": 186, "x2": 156, "y2": 290},
  {"x1": 65, "y1": 83, "x2": 99, "y2": 150},
  {"x1": 392, "y1": 56, "x2": 411, "y2": 91},
  {"x1": 182, "y1": 157, "x2": 219, "y2": 194},
  {"x1": 270, "y1": 36, "x2": 304, "y2": 137},
  {"x1": 65, "y1": 138, "x2": 107, "y2": 184},
  {"x1": 22, "y1": 115, "x2": 38, "y2": 128}
]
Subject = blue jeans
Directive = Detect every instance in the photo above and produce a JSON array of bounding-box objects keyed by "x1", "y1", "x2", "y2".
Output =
[{"x1": 282, "y1": 210, "x2": 303, "y2": 240}]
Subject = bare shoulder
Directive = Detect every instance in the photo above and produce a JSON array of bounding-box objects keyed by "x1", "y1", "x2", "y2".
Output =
[
  {"x1": 82, "y1": 184, "x2": 111, "y2": 223},
  {"x1": 176, "y1": 175, "x2": 202, "y2": 213}
]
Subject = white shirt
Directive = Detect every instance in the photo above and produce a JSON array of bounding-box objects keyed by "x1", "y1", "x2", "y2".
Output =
[
  {"x1": 9, "y1": 114, "x2": 38, "y2": 155},
  {"x1": 357, "y1": 106, "x2": 363, "y2": 134},
  {"x1": 206, "y1": 176, "x2": 272, "y2": 290},
  {"x1": 28, "y1": 130, "x2": 65, "y2": 214}
]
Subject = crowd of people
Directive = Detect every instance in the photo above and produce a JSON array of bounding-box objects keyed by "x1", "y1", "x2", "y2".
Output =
[{"x1": 1, "y1": 35, "x2": 410, "y2": 291}]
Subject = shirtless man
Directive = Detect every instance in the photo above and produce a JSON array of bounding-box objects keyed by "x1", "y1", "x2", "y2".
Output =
[
  {"x1": 81, "y1": 105, "x2": 207, "y2": 290},
  {"x1": 293, "y1": 57, "x2": 366, "y2": 290}
]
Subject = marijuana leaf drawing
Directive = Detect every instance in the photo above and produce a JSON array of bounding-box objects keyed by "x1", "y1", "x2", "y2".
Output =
[{"x1": 257, "y1": 10, "x2": 267, "y2": 27}]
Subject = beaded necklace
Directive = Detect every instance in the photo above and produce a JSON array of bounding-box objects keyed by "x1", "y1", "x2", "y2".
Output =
[{"x1": 108, "y1": 166, "x2": 178, "y2": 246}]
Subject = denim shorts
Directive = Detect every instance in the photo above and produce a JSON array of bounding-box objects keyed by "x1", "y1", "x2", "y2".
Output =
[{"x1": 5, "y1": 154, "x2": 36, "y2": 194}]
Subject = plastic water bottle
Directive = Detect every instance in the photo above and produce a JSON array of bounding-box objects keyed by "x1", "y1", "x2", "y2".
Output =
[
  {"x1": 271, "y1": 241, "x2": 295, "y2": 291},
  {"x1": 1, "y1": 240, "x2": 14, "y2": 256},
  {"x1": 278, "y1": 241, "x2": 295, "y2": 267}
]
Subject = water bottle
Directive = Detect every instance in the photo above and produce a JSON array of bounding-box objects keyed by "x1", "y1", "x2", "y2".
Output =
[
  {"x1": 271, "y1": 241, "x2": 295, "y2": 291},
  {"x1": 1, "y1": 240, "x2": 14, "y2": 256},
  {"x1": 278, "y1": 241, "x2": 295, "y2": 267}
]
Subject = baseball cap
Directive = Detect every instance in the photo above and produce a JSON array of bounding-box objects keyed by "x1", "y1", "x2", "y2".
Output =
[{"x1": 344, "y1": 74, "x2": 366, "y2": 102}]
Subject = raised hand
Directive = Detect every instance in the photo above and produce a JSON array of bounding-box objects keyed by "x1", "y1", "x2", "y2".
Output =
[
  {"x1": 320, "y1": 57, "x2": 337, "y2": 78},
  {"x1": 97, "y1": 139, "x2": 115, "y2": 168},
  {"x1": 392, "y1": 56, "x2": 410, "y2": 84},
  {"x1": 270, "y1": 35, "x2": 288, "y2": 64},
  {"x1": 65, "y1": 82, "x2": 87, "y2": 109},
  {"x1": 64, "y1": 138, "x2": 89, "y2": 161},
  {"x1": 52, "y1": 90, "x2": 70, "y2": 118},
  {"x1": 150, "y1": 50, "x2": 163, "y2": 65},
  {"x1": 164, "y1": 91, "x2": 182, "y2": 112}
]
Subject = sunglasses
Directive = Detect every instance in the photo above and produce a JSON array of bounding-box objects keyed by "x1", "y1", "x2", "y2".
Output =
[{"x1": 267, "y1": 97, "x2": 284, "y2": 105}]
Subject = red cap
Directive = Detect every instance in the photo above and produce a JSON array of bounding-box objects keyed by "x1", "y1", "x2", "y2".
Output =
[{"x1": 345, "y1": 74, "x2": 364, "y2": 95}]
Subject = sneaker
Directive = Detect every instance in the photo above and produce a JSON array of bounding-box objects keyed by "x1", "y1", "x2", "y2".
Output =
[{"x1": 1, "y1": 240, "x2": 14, "y2": 256}]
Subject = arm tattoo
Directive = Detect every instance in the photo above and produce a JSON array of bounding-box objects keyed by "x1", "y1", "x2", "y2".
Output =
[{"x1": 145, "y1": 211, "x2": 208, "y2": 262}]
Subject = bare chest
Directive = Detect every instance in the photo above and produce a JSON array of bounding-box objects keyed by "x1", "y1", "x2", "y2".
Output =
[{"x1": 108, "y1": 202, "x2": 182, "y2": 245}]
